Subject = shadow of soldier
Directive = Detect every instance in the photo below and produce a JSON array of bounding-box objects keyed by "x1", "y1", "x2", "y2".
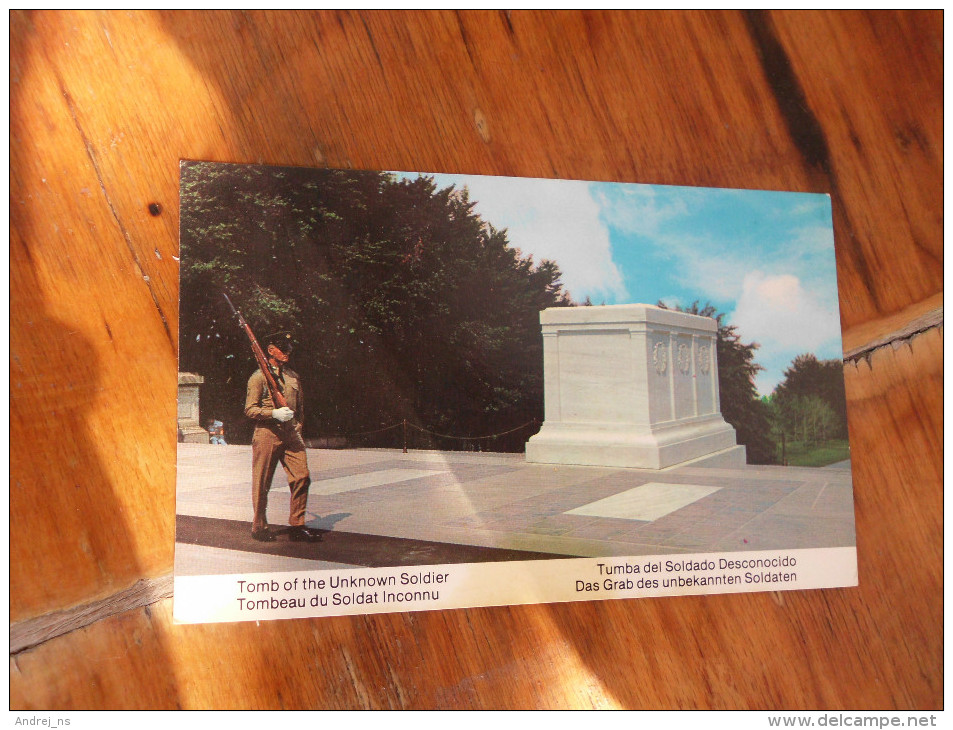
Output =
[{"x1": 306, "y1": 511, "x2": 353, "y2": 531}]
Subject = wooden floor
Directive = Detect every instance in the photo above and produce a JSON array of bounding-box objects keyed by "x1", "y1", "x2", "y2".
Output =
[{"x1": 10, "y1": 10, "x2": 942, "y2": 710}]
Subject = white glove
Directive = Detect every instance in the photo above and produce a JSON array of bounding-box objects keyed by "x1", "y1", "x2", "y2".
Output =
[{"x1": 272, "y1": 406, "x2": 294, "y2": 423}]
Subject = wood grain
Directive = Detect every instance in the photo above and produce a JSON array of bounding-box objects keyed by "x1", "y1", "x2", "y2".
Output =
[{"x1": 10, "y1": 10, "x2": 941, "y2": 709}]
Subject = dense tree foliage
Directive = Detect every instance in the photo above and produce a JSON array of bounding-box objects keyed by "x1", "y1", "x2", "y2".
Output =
[
  {"x1": 658, "y1": 301, "x2": 778, "y2": 465},
  {"x1": 179, "y1": 162, "x2": 571, "y2": 450},
  {"x1": 773, "y1": 354, "x2": 849, "y2": 442}
]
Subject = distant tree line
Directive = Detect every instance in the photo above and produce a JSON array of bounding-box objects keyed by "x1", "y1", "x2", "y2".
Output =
[
  {"x1": 179, "y1": 162, "x2": 570, "y2": 451},
  {"x1": 660, "y1": 303, "x2": 848, "y2": 465},
  {"x1": 767, "y1": 354, "x2": 849, "y2": 452}
]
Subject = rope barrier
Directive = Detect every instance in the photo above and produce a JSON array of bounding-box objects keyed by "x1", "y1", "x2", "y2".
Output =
[
  {"x1": 320, "y1": 418, "x2": 539, "y2": 442},
  {"x1": 322, "y1": 423, "x2": 403, "y2": 438},
  {"x1": 406, "y1": 419, "x2": 538, "y2": 441}
]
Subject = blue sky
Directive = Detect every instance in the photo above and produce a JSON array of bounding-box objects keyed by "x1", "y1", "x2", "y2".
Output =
[{"x1": 394, "y1": 171, "x2": 843, "y2": 396}]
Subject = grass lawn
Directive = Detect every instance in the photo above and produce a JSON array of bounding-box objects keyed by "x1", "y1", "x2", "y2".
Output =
[{"x1": 782, "y1": 439, "x2": 851, "y2": 468}]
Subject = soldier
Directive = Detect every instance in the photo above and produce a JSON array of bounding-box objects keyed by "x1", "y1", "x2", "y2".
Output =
[{"x1": 244, "y1": 332, "x2": 321, "y2": 543}]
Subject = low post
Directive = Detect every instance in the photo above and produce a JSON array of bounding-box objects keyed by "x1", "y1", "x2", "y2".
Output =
[{"x1": 177, "y1": 372, "x2": 209, "y2": 444}]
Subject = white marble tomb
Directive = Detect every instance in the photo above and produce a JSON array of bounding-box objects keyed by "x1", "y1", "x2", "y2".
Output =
[{"x1": 524, "y1": 304, "x2": 746, "y2": 469}]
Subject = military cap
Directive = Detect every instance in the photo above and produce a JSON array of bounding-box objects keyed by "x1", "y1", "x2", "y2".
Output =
[{"x1": 264, "y1": 330, "x2": 295, "y2": 354}]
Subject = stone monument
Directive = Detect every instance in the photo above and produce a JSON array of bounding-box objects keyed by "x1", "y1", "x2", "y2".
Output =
[
  {"x1": 177, "y1": 372, "x2": 210, "y2": 444},
  {"x1": 525, "y1": 304, "x2": 746, "y2": 469}
]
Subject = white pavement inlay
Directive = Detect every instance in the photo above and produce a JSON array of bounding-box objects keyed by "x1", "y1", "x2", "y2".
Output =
[
  {"x1": 565, "y1": 482, "x2": 720, "y2": 522},
  {"x1": 312, "y1": 468, "x2": 446, "y2": 495}
]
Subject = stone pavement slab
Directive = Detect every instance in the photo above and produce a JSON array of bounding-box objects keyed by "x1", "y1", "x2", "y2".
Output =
[
  {"x1": 175, "y1": 444, "x2": 856, "y2": 575},
  {"x1": 566, "y1": 482, "x2": 721, "y2": 521}
]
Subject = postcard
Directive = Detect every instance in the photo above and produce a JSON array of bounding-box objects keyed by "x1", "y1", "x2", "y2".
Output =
[{"x1": 173, "y1": 161, "x2": 856, "y2": 624}]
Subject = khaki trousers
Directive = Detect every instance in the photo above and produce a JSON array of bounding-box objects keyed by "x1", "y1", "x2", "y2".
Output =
[{"x1": 251, "y1": 424, "x2": 311, "y2": 532}]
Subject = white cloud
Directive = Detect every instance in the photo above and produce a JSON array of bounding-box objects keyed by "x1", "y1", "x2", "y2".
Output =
[
  {"x1": 667, "y1": 235, "x2": 752, "y2": 301},
  {"x1": 732, "y1": 271, "x2": 840, "y2": 351},
  {"x1": 597, "y1": 184, "x2": 690, "y2": 238},
  {"x1": 645, "y1": 221, "x2": 838, "y2": 323},
  {"x1": 730, "y1": 271, "x2": 842, "y2": 393},
  {"x1": 422, "y1": 173, "x2": 628, "y2": 304},
  {"x1": 394, "y1": 173, "x2": 843, "y2": 394}
]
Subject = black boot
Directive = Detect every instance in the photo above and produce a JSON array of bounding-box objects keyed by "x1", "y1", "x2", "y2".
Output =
[{"x1": 289, "y1": 526, "x2": 322, "y2": 542}]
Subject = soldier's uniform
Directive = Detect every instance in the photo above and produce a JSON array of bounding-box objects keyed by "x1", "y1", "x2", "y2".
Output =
[{"x1": 245, "y1": 366, "x2": 311, "y2": 534}]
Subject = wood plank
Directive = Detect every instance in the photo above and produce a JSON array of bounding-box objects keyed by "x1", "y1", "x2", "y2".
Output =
[
  {"x1": 843, "y1": 292, "x2": 942, "y2": 358},
  {"x1": 10, "y1": 9, "x2": 941, "y2": 709},
  {"x1": 10, "y1": 577, "x2": 173, "y2": 655},
  {"x1": 771, "y1": 11, "x2": 943, "y2": 329},
  {"x1": 12, "y1": 327, "x2": 944, "y2": 712}
]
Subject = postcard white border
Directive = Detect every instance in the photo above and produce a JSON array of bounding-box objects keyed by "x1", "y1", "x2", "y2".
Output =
[{"x1": 173, "y1": 546, "x2": 857, "y2": 624}]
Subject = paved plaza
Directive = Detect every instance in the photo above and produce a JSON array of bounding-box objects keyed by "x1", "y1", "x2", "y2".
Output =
[{"x1": 174, "y1": 443, "x2": 856, "y2": 576}]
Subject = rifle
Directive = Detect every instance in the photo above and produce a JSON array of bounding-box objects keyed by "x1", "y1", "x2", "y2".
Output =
[{"x1": 223, "y1": 293, "x2": 289, "y2": 411}]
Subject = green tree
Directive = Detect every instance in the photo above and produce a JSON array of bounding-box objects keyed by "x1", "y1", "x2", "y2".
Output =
[
  {"x1": 780, "y1": 394, "x2": 836, "y2": 443},
  {"x1": 774, "y1": 354, "x2": 848, "y2": 441},
  {"x1": 659, "y1": 301, "x2": 778, "y2": 465},
  {"x1": 179, "y1": 162, "x2": 571, "y2": 450}
]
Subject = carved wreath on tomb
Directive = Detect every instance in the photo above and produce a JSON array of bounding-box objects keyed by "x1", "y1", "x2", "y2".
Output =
[
  {"x1": 653, "y1": 341, "x2": 668, "y2": 375},
  {"x1": 677, "y1": 343, "x2": 691, "y2": 374},
  {"x1": 697, "y1": 344, "x2": 711, "y2": 375}
]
